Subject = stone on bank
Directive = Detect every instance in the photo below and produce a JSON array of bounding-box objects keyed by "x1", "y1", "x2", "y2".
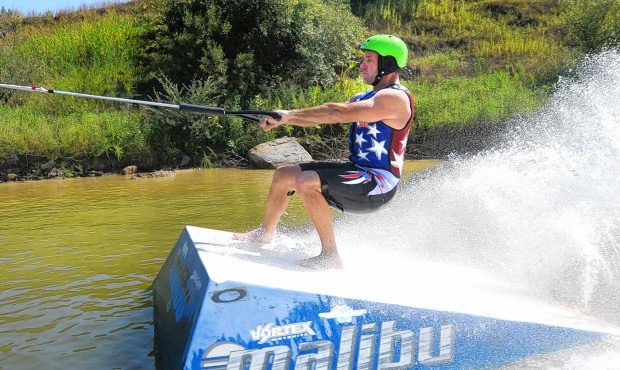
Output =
[{"x1": 249, "y1": 137, "x2": 313, "y2": 169}]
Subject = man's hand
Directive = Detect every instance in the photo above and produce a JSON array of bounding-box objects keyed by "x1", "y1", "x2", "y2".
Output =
[{"x1": 259, "y1": 110, "x2": 288, "y2": 131}]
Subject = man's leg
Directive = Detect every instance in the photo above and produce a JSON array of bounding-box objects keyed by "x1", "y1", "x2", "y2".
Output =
[
  {"x1": 233, "y1": 165, "x2": 301, "y2": 243},
  {"x1": 294, "y1": 171, "x2": 343, "y2": 269}
]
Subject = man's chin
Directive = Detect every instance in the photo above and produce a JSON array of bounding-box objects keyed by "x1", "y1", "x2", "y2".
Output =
[{"x1": 361, "y1": 76, "x2": 373, "y2": 85}]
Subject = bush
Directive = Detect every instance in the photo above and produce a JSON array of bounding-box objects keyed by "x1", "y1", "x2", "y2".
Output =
[
  {"x1": 288, "y1": 0, "x2": 365, "y2": 86},
  {"x1": 561, "y1": 0, "x2": 620, "y2": 52},
  {"x1": 143, "y1": 77, "x2": 264, "y2": 166},
  {"x1": 136, "y1": 0, "x2": 364, "y2": 104}
]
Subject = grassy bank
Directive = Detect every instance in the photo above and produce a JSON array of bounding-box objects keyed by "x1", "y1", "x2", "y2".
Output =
[
  {"x1": 0, "y1": 0, "x2": 617, "y2": 175},
  {"x1": 0, "y1": 104, "x2": 147, "y2": 159},
  {"x1": 0, "y1": 5, "x2": 148, "y2": 165}
]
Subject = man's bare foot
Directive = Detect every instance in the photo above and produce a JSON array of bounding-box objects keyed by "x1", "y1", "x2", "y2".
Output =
[
  {"x1": 232, "y1": 227, "x2": 274, "y2": 244},
  {"x1": 297, "y1": 253, "x2": 343, "y2": 270}
]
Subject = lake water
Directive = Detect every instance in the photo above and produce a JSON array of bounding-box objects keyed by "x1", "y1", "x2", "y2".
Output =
[{"x1": 0, "y1": 161, "x2": 438, "y2": 369}]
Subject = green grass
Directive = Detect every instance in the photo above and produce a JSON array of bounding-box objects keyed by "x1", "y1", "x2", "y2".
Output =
[
  {"x1": 0, "y1": 104, "x2": 147, "y2": 159},
  {"x1": 14, "y1": 12, "x2": 143, "y2": 98},
  {"x1": 408, "y1": 71, "x2": 545, "y2": 128},
  {"x1": 256, "y1": 69, "x2": 545, "y2": 131},
  {"x1": 365, "y1": 0, "x2": 576, "y2": 85},
  {"x1": 1, "y1": 0, "x2": 615, "y2": 165},
  {"x1": 0, "y1": 8, "x2": 148, "y2": 160}
]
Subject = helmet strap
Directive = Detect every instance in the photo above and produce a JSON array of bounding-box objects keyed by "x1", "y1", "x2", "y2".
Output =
[{"x1": 371, "y1": 56, "x2": 385, "y2": 86}]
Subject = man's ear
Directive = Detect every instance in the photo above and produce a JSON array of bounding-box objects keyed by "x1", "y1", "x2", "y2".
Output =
[{"x1": 381, "y1": 56, "x2": 399, "y2": 75}]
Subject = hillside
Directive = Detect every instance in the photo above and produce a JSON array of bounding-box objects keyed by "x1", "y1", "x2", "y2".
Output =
[{"x1": 0, "y1": 0, "x2": 617, "y2": 180}]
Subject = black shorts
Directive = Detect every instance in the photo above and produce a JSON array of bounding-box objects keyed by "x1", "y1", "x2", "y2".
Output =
[{"x1": 298, "y1": 162, "x2": 398, "y2": 214}]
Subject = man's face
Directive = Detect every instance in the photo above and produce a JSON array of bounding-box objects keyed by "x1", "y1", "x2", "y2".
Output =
[{"x1": 360, "y1": 50, "x2": 379, "y2": 85}]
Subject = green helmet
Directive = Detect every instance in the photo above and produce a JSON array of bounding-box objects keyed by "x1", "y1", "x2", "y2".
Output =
[{"x1": 360, "y1": 34, "x2": 408, "y2": 68}]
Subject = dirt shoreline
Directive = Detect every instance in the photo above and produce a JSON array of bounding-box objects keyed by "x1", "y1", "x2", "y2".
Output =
[{"x1": 0, "y1": 123, "x2": 510, "y2": 183}]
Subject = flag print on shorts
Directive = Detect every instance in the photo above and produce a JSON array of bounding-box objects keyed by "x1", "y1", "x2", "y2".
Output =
[{"x1": 339, "y1": 170, "x2": 372, "y2": 185}]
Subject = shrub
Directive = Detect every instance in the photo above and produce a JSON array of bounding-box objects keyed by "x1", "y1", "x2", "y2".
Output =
[
  {"x1": 561, "y1": 0, "x2": 620, "y2": 52},
  {"x1": 136, "y1": 0, "x2": 364, "y2": 103},
  {"x1": 143, "y1": 77, "x2": 263, "y2": 166}
]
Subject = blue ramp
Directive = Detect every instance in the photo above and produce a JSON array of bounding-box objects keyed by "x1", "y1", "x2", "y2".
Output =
[{"x1": 153, "y1": 226, "x2": 619, "y2": 369}]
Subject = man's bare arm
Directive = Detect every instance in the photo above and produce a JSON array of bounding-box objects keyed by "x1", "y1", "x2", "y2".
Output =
[{"x1": 260, "y1": 89, "x2": 410, "y2": 131}]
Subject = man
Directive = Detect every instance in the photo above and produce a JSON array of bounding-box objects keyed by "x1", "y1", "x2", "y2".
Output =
[{"x1": 234, "y1": 34, "x2": 415, "y2": 269}]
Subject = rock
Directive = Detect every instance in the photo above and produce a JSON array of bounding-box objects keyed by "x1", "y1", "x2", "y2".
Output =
[
  {"x1": 47, "y1": 168, "x2": 66, "y2": 179},
  {"x1": 249, "y1": 137, "x2": 312, "y2": 169},
  {"x1": 131, "y1": 170, "x2": 176, "y2": 179},
  {"x1": 180, "y1": 155, "x2": 191, "y2": 167},
  {"x1": 0, "y1": 155, "x2": 19, "y2": 168},
  {"x1": 41, "y1": 160, "x2": 56, "y2": 172},
  {"x1": 122, "y1": 165, "x2": 138, "y2": 175},
  {"x1": 5, "y1": 173, "x2": 18, "y2": 181}
]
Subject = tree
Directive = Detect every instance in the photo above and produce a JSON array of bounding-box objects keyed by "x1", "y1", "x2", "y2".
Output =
[{"x1": 136, "y1": 0, "x2": 364, "y2": 105}]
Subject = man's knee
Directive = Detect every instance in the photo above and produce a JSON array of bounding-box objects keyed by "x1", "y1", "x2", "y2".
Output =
[
  {"x1": 273, "y1": 165, "x2": 301, "y2": 184},
  {"x1": 295, "y1": 171, "x2": 321, "y2": 195}
]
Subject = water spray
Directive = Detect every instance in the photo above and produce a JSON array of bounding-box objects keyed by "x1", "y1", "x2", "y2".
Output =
[{"x1": 336, "y1": 50, "x2": 620, "y2": 324}]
